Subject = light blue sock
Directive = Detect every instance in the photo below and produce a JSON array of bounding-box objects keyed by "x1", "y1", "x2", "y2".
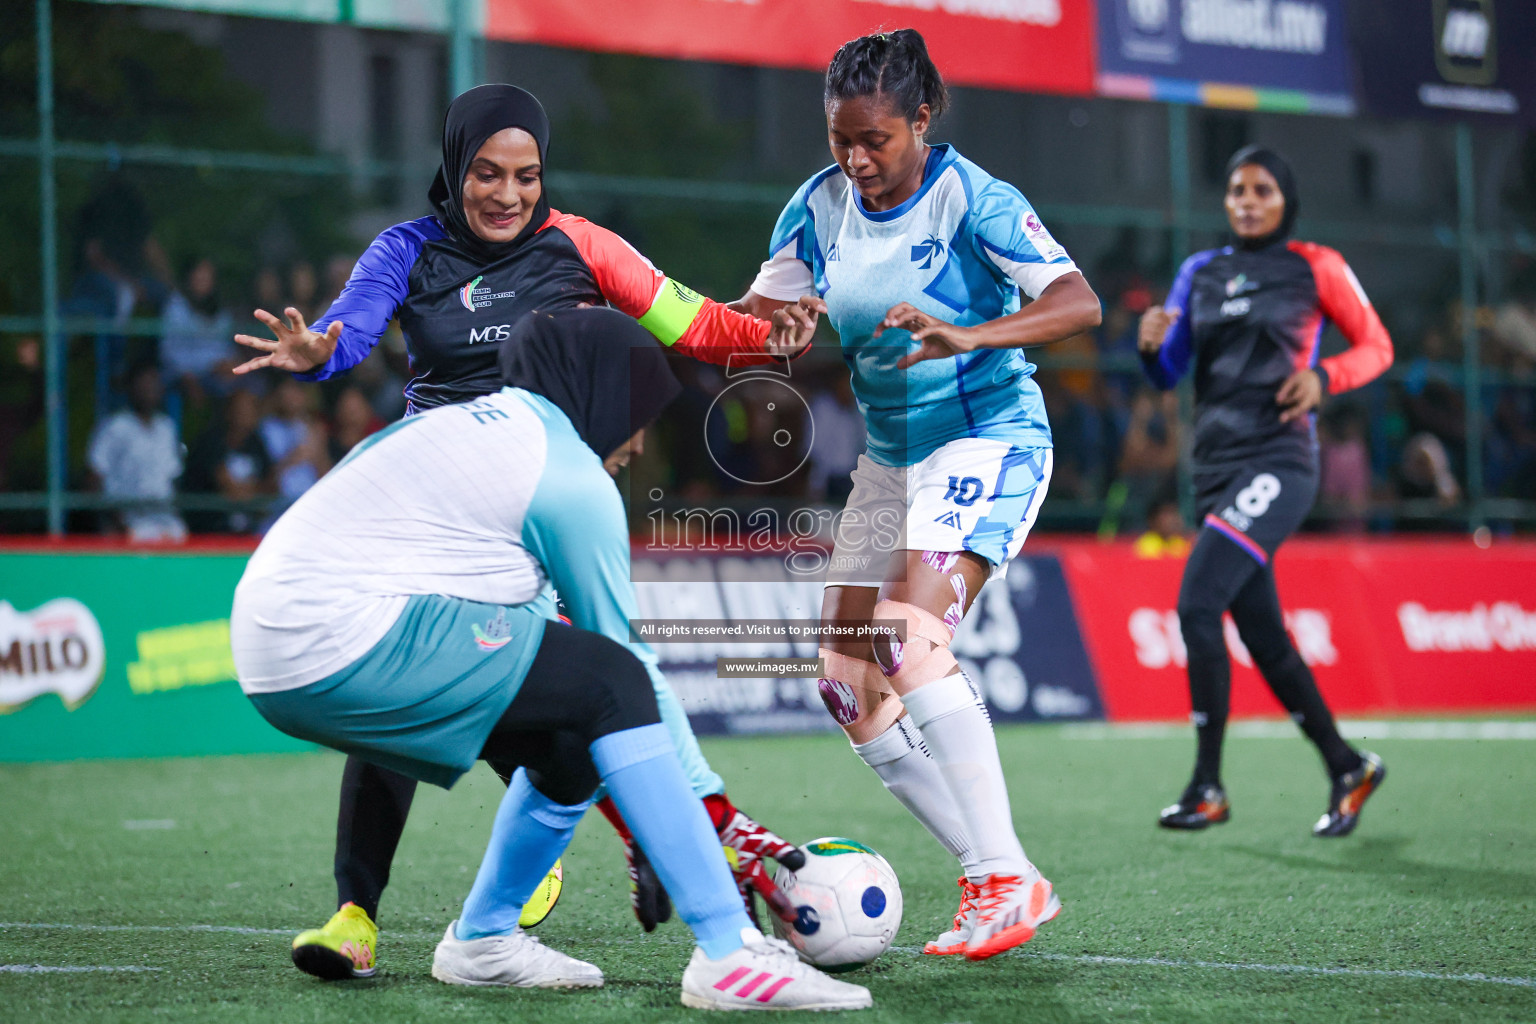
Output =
[
  {"x1": 590, "y1": 724, "x2": 753, "y2": 959},
  {"x1": 456, "y1": 768, "x2": 589, "y2": 941}
]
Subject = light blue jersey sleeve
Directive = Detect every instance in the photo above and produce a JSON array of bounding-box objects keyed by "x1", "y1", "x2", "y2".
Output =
[
  {"x1": 967, "y1": 181, "x2": 1080, "y2": 302},
  {"x1": 753, "y1": 170, "x2": 837, "y2": 302},
  {"x1": 518, "y1": 393, "x2": 724, "y2": 799}
]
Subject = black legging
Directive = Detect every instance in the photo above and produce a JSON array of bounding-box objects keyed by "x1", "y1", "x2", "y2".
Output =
[
  {"x1": 334, "y1": 621, "x2": 659, "y2": 918},
  {"x1": 1177, "y1": 528, "x2": 1359, "y2": 786}
]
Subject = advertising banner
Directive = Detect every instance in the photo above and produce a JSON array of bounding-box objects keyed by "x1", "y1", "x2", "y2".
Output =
[
  {"x1": 485, "y1": 0, "x2": 1096, "y2": 95},
  {"x1": 634, "y1": 551, "x2": 1105, "y2": 735},
  {"x1": 1350, "y1": 0, "x2": 1536, "y2": 124},
  {"x1": 5, "y1": 539, "x2": 1533, "y2": 763},
  {"x1": 1051, "y1": 538, "x2": 1536, "y2": 721},
  {"x1": 1095, "y1": 0, "x2": 1355, "y2": 114},
  {"x1": 0, "y1": 550, "x2": 311, "y2": 763}
]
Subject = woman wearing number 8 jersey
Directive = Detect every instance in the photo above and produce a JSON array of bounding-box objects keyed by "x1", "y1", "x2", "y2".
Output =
[{"x1": 1138, "y1": 145, "x2": 1394, "y2": 837}]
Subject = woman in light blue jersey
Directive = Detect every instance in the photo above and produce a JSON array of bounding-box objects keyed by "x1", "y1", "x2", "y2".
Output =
[{"x1": 730, "y1": 29, "x2": 1102, "y2": 961}]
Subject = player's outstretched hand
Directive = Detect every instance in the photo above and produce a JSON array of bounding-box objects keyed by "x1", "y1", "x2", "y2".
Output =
[
  {"x1": 233, "y1": 307, "x2": 341, "y2": 375},
  {"x1": 1276, "y1": 367, "x2": 1324, "y2": 423},
  {"x1": 878, "y1": 302, "x2": 980, "y2": 369},
  {"x1": 1138, "y1": 306, "x2": 1179, "y2": 355},
  {"x1": 765, "y1": 295, "x2": 826, "y2": 357},
  {"x1": 706, "y1": 793, "x2": 805, "y2": 929}
]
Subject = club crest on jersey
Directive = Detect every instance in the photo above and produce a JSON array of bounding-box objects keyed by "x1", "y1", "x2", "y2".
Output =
[
  {"x1": 472, "y1": 609, "x2": 513, "y2": 651},
  {"x1": 459, "y1": 275, "x2": 517, "y2": 311},
  {"x1": 1022, "y1": 212, "x2": 1067, "y2": 261},
  {"x1": 911, "y1": 235, "x2": 946, "y2": 270}
]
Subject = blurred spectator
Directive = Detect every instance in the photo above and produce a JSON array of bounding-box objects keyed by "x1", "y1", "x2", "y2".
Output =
[
  {"x1": 63, "y1": 176, "x2": 170, "y2": 404},
  {"x1": 160, "y1": 257, "x2": 236, "y2": 408},
  {"x1": 1399, "y1": 432, "x2": 1461, "y2": 507},
  {"x1": 1318, "y1": 405, "x2": 1371, "y2": 532},
  {"x1": 1112, "y1": 389, "x2": 1180, "y2": 533},
  {"x1": 86, "y1": 362, "x2": 185, "y2": 542},
  {"x1": 1042, "y1": 330, "x2": 1114, "y2": 500},
  {"x1": 1133, "y1": 499, "x2": 1190, "y2": 558},
  {"x1": 0, "y1": 336, "x2": 44, "y2": 491},
  {"x1": 1485, "y1": 348, "x2": 1536, "y2": 499},
  {"x1": 183, "y1": 388, "x2": 273, "y2": 534},
  {"x1": 253, "y1": 265, "x2": 283, "y2": 316},
  {"x1": 1399, "y1": 325, "x2": 1466, "y2": 464},
  {"x1": 260, "y1": 378, "x2": 331, "y2": 514},
  {"x1": 806, "y1": 375, "x2": 864, "y2": 502},
  {"x1": 288, "y1": 260, "x2": 320, "y2": 323},
  {"x1": 320, "y1": 254, "x2": 357, "y2": 311},
  {"x1": 327, "y1": 386, "x2": 384, "y2": 463},
  {"x1": 1492, "y1": 284, "x2": 1536, "y2": 363}
]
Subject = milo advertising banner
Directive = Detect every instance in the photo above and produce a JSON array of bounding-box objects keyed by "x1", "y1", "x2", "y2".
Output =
[{"x1": 0, "y1": 548, "x2": 312, "y2": 762}]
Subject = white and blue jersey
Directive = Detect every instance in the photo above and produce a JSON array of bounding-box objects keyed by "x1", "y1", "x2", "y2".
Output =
[
  {"x1": 231, "y1": 389, "x2": 721, "y2": 792},
  {"x1": 751, "y1": 145, "x2": 1080, "y2": 468}
]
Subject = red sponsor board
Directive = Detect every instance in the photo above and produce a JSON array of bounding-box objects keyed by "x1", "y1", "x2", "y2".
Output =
[
  {"x1": 1048, "y1": 538, "x2": 1536, "y2": 721},
  {"x1": 484, "y1": 0, "x2": 1095, "y2": 96}
]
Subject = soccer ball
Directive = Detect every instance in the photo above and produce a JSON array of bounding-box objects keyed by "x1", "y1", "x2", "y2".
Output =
[{"x1": 770, "y1": 837, "x2": 902, "y2": 971}]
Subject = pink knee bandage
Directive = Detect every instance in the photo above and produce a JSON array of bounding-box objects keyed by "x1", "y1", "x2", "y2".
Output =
[
  {"x1": 817, "y1": 649, "x2": 906, "y2": 744},
  {"x1": 870, "y1": 599, "x2": 959, "y2": 697}
]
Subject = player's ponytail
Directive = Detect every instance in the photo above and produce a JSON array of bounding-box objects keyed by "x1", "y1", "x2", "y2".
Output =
[{"x1": 824, "y1": 28, "x2": 949, "y2": 128}]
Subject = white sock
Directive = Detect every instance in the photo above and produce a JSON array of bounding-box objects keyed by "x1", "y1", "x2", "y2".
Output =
[
  {"x1": 901, "y1": 672, "x2": 1031, "y2": 882},
  {"x1": 852, "y1": 717, "x2": 979, "y2": 876}
]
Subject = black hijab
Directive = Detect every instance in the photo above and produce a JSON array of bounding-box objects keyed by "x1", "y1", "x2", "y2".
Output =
[
  {"x1": 1225, "y1": 145, "x2": 1299, "y2": 251},
  {"x1": 428, "y1": 84, "x2": 552, "y2": 262},
  {"x1": 498, "y1": 308, "x2": 682, "y2": 460}
]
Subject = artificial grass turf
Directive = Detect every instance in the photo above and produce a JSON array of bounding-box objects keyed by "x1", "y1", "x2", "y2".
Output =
[{"x1": 2, "y1": 725, "x2": 1533, "y2": 1023}]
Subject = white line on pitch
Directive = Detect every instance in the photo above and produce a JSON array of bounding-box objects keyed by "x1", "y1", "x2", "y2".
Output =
[
  {"x1": 1, "y1": 965, "x2": 162, "y2": 973},
  {"x1": 0, "y1": 922, "x2": 293, "y2": 937},
  {"x1": 888, "y1": 947, "x2": 1536, "y2": 988},
  {"x1": 1061, "y1": 720, "x2": 1536, "y2": 741},
  {"x1": 8, "y1": 923, "x2": 1532, "y2": 990}
]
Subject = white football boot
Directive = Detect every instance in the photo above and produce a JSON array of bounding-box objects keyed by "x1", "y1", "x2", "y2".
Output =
[
  {"x1": 431, "y1": 921, "x2": 603, "y2": 988},
  {"x1": 922, "y1": 877, "x2": 981, "y2": 955},
  {"x1": 680, "y1": 927, "x2": 872, "y2": 1011},
  {"x1": 963, "y1": 868, "x2": 1061, "y2": 961}
]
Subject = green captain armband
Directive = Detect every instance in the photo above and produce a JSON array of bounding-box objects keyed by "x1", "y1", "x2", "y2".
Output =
[{"x1": 637, "y1": 278, "x2": 706, "y2": 346}]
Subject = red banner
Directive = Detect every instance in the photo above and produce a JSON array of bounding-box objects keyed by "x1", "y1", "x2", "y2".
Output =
[
  {"x1": 1048, "y1": 538, "x2": 1536, "y2": 721},
  {"x1": 485, "y1": 0, "x2": 1096, "y2": 95}
]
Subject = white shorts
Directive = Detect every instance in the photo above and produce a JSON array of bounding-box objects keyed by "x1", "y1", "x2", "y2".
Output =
[{"x1": 824, "y1": 438, "x2": 1053, "y2": 588}]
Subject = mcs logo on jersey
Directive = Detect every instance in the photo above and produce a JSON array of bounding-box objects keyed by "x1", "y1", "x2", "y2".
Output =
[
  {"x1": 468, "y1": 323, "x2": 515, "y2": 345},
  {"x1": 0, "y1": 598, "x2": 107, "y2": 713}
]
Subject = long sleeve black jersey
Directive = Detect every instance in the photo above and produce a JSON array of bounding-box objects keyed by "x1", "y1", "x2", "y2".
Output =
[
  {"x1": 1142, "y1": 239, "x2": 1394, "y2": 471},
  {"x1": 299, "y1": 210, "x2": 779, "y2": 411}
]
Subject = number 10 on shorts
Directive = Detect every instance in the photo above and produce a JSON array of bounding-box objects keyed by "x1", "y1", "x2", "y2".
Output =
[{"x1": 943, "y1": 476, "x2": 983, "y2": 507}]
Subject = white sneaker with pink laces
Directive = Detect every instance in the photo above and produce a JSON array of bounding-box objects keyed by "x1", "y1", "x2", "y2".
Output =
[{"x1": 680, "y1": 927, "x2": 871, "y2": 1011}]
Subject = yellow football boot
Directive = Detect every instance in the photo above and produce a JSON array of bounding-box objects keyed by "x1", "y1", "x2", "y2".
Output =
[
  {"x1": 518, "y1": 860, "x2": 564, "y2": 928},
  {"x1": 292, "y1": 902, "x2": 378, "y2": 980}
]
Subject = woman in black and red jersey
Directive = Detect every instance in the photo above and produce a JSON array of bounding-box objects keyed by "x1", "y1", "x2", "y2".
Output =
[
  {"x1": 231, "y1": 84, "x2": 821, "y2": 981},
  {"x1": 1138, "y1": 145, "x2": 1393, "y2": 838}
]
